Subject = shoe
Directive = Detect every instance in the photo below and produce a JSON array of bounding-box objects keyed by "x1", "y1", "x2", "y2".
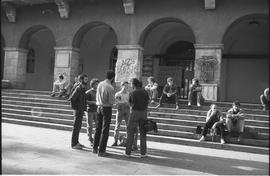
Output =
[
  {"x1": 188, "y1": 102, "x2": 191, "y2": 107},
  {"x1": 220, "y1": 138, "x2": 225, "y2": 144},
  {"x1": 111, "y1": 141, "x2": 118, "y2": 146},
  {"x1": 140, "y1": 154, "x2": 148, "y2": 158},
  {"x1": 92, "y1": 149, "x2": 98, "y2": 154},
  {"x1": 155, "y1": 104, "x2": 160, "y2": 109},
  {"x1": 175, "y1": 105, "x2": 179, "y2": 110},
  {"x1": 72, "y1": 143, "x2": 83, "y2": 150},
  {"x1": 199, "y1": 136, "x2": 205, "y2": 142},
  {"x1": 123, "y1": 153, "x2": 131, "y2": 158},
  {"x1": 98, "y1": 152, "x2": 109, "y2": 157},
  {"x1": 150, "y1": 100, "x2": 155, "y2": 104},
  {"x1": 197, "y1": 103, "x2": 201, "y2": 107},
  {"x1": 50, "y1": 93, "x2": 56, "y2": 97}
]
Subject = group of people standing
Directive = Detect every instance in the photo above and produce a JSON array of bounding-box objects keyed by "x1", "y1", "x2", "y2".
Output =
[{"x1": 66, "y1": 71, "x2": 149, "y2": 158}]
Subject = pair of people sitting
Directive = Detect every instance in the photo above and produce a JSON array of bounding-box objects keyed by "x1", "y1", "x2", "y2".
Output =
[
  {"x1": 199, "y1": 101, "x2": 245, "y2": 144},
  {"x1": 50, "y1": 74, "x2": 71, "y2": 98}
]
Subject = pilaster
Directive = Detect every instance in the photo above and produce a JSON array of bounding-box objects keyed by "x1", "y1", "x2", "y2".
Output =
[
  {"x1": 53, "y1": 47, "x2": 80, "y2": 85},
  {"x1": 194, "y1": 44, "x2": 224, "y2": 101},
  {"x1": 3, "y1": 47, "x2": 28, "y2": 88}
]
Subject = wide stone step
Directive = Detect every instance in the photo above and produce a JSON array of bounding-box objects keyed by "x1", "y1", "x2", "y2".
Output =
[
  {"x1": 3, "y1": 104, "x2": 269, "y2": 135},
  {"x1": 2, "y1": 90, "x2": 268, "y2": 114},
  {"x1": 2, "y1": 109, "x2": 269, "y2": 142},
  {"x1": 2, "y1": 98, "x2": 269, "y2": 123},
  {"x1": 2, "y1": 119, "x2": 269, "y2": 155}
]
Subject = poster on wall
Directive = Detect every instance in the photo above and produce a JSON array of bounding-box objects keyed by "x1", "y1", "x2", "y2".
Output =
[{"x1": 56, "y1": 53, "x2": 70, "y2": 67}]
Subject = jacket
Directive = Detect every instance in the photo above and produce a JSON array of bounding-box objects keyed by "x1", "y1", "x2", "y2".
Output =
[{"x1": 69, "y1": 83, "x2": 87, "y2": 111}]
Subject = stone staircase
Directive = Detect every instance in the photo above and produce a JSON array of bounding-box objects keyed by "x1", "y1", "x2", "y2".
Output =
[{"x1": 1, "y1": 89, "x2": 269, "y2": 154}]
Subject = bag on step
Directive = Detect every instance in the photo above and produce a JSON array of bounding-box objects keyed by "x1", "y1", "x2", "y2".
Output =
[{"x1": 196, "y1": 125, "x2": 202, "y2": 134}]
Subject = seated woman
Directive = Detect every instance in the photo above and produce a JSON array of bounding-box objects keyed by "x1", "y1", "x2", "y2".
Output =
[
  {"x1": 144, "y1": 76, "x2": 158, "y2": 104},
  {"x1": 226, "y1": 101, "x2": 245, "y2": 141},
  {"x1": 199, "y1": 104, "x2": 226, "y2": 144},
  {"x1": 188, "y1": 78, "x2": 203, "y2": 107},
  {"x1": 156, "y1": 77, "x2": 179, "y2": 110},
  {"x1": 260, "y1": 88, "x2": 269, "y2": 110}
]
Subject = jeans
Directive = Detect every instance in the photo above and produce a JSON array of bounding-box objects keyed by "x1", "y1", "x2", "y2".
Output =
[
  {"x1": 202, "y1": 118, "x2": 217, "y2": 136},
  {"x1": 86, "y1": 111, "x2": 97, "y2": 141},
  {"x1": 215, "y1": 121, "x2": 226, "y2": 139},
  {"x1": 93, "y1": 106, "x2": 112, "y2": 153},
  {"x1": 188, "y1": 91, "x2": 202, "y2": 104},
  {"x1": 71, "y1": 110, "x2": 84, "y2": 147},
  {"x1": 125, "y1": 110, "x2": 147, "y2": 155},
  {"x1": 113, "y1": 104, "x2": 130, "y2": 142},
  {"x1": 226, "y1": 118, "x2": 245, "y2": 133},
  {"x1": 158, "y1": 93, "x2": 178, "y2": 106}
]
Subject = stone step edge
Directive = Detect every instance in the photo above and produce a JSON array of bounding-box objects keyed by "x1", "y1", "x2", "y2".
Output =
[
  {"x1": 2, "y1": 89, "x2": 264, "y2": 107},
  {"x1": 2, "y1": 118, "x2": 269, "y2": 155},
  {"x1": 2, "y1": 99, "x2": 268, "y2": 119},
  {"x1": 2, "y1": 93, "x2": 265, "y2": 112},
  {"x1": 2, "y1": 107, "x2": 269, "y2": 131},
  {"x1": 2, "y1": 111, "x2": 269, "y2": 140},
  {"x1": 2, "y1": 112, "x2": 194, "y2": 135}
]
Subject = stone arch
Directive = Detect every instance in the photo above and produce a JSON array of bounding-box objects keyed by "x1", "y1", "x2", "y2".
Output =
[
  {"x1": 19, "y1": 25, "x2": 56, "y2": 91},
  {"x1": 72, "y1": 22, "x2": 118, "y2": 82},
  {"x1": 221, "y1": 13, "x2": 269, "y2": 103},
  {"x1": 139, "y1": 17, "x2": 196, "y2": 98}
]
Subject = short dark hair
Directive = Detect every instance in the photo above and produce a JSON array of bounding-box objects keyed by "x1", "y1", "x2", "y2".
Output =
[
  {"x1": 147, "y1": 76, "x2": 156, "y2": 83},
  {"x1": 121, "y1": 81, "x2": 128, "y2": 86},
  {"x1": 106, "y1": 70, "x2": 115, "y2": 80},
  {"x1": 131, "y1": 78, "x2": 141, "y2": 88},
  {"x1": 233, "y1": 101, "x2": 240, "y2": 106},
  {"x1": 78, "y1": 74, "x2": 88, "y2": 82},
  {"x1": 90, "y1": 78, "x2": 99, "y2": 88},
  {"x1": 59, "y1": 75, "x2": 64, "y2": 79}
]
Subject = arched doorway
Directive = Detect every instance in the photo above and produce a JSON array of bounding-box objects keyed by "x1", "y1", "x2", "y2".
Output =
[
  {"x1": 72, "y1": 22, "x2": 118, "y2": 87},
  {"x1": 139, "y1": 18, "x2": 196, "y2": 98},
  {"x1": 221, "y1": 14, "x2": 269, "y2": 103},
  {"x1": 19, "y1": 25, "x2": 56, "y2": 91},
  {"x1": 1, "y1": 35, "x2": 5, "y2": 80}
]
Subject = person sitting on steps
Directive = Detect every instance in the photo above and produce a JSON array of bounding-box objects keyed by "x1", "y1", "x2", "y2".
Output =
[
  {"x1": 199, "y1": 104, "x2": 226, "y2": 144},
  {"x1": 188, "y1": 78, "x2": 202, "y2": 107},
  {"x1": 156, "y1": 77, "x2": 179, "y2": 110},
  {"x1": 260, "y1": 88, "x2": 269, "y2": 111},
  {"x1": 144, "y1": 76, "x2": 159, "y2": 104},
  {"x1": 51, "y1": 74, "x2": 71, "y2": 98},
  {"x1": 226, "y1": 101, "x2": 245, "y2": 142}
]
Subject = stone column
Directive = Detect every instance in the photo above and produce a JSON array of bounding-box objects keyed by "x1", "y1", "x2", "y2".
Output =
[
  {"x1": 115, "y1": 45, "x2": 143, "y2": 88},
  {"x1": 53, "y1": 47, "x2": 80, "y2": 85},
  {"x1": 3, "y1": 47, "x2": 28, "y2": 89},
  {"x1": 193, "y1": 44, "x2": 224, "y2": 101}
]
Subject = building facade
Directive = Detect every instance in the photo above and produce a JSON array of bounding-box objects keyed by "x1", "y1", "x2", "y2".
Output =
[{"x1": 1, "y1": 0, "x2": 269, "y2": 103}]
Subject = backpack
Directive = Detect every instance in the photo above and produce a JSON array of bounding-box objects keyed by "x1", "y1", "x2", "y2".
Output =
[{"x1": 143, "y1": 119, "x2": 158, "y2": 133}]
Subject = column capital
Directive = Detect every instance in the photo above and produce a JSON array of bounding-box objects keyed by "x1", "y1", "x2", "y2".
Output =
[
  {"x1": 54, "y1": 46, "x2": 80, "y2": 52},
  {"x1": 194, "y1": 44, "x2": 224, "y2": 49},
  {"x1": 4, "y1": 47, "x2": 28, "y2": 53},
  {"x1": 116, "y1": 44, "x2": 143, "y2": 50}
]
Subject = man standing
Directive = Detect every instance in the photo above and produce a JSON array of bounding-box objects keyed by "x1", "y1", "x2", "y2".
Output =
[
  {"x1": 112, "y1": 81, "x2": 130, "y2": 146},
  {"x1": 68, "y1": 74, "x2": 88, "y2": 149},
  {"x1": 93, "y1": 70, "x2": 115, "y2": 157},
  {"x1": 125, "y1": 78, "x2": 149, "y2": 158}
]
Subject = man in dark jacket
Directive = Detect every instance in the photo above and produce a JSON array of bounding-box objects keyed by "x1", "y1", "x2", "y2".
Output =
[
  {"x1": 68, "y1": 74, "x2": 88, "y2": 149},
  {"x1": 156, "y1": 77, "x2": 179, "y2": 109},
  {"x1": 125, "y1": 78, "x2": 149, "y2": 158}
]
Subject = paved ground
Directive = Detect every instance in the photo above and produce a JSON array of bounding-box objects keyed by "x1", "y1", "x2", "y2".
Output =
[{"x1": 1, "y1": 123, "x2": 269, "y2": 175}]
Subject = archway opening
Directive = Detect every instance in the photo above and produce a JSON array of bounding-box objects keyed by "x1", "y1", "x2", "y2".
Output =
[
  {"x1": 221, "y1": 14, "x2": 269, "y2": 103},
  {"x1": 73, "y1": 22, "x2": 118, "y2": 86},
  {"x1": 140, "y1": 18, "x2": 195, "y2": 98},
  {"x1": 19, "y1": 26, "x2": 56, "y2": 91}
]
